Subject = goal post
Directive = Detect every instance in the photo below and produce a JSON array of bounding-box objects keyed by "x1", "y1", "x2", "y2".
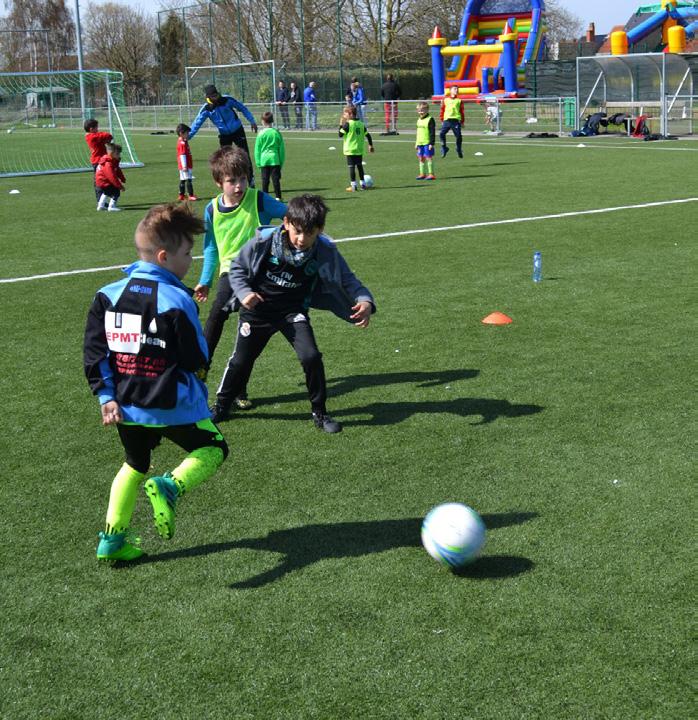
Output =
[
  {"x1": 185, "y1": 60, "x2": 276, "y2": 111},
  {"x1": 0, "y1": 69, "x2": 143, "y2": 178}
]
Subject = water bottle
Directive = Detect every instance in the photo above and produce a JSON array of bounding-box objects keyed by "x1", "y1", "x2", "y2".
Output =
[{"x1": 532, "y1": 251, "x2": 542, "y2": 283}]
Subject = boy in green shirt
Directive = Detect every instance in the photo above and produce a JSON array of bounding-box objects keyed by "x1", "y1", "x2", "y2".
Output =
[
  {"x1": 254, "y1": 111, "x2": 286, "y2": 201},
  {"x1": 339, "y1": 105, "x2": 375, "y2": 192}
]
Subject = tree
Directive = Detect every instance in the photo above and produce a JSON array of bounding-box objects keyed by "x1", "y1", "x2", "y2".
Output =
[
  {"x1": 544, "y1": 0, "x2": 584, "y2": 43},
  {"x1": 1, "y1": 0, "x2": 75, "y2": 72},
  {"x1": 84, "y1": 2, "x2": 156, "y2": 104},
  {"x1": 157, "y1": 11, "x2": 187, "y2": 76}
]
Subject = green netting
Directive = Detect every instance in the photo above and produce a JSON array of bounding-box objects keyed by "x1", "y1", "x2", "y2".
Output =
[{"x1": 0, "y1": 69, "x2": 143, "y2": 177}]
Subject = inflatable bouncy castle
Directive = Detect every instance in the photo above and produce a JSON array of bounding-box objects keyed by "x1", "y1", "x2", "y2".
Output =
[{"x1": 429, "y1": 1, "x2": 547, "y2": 101}]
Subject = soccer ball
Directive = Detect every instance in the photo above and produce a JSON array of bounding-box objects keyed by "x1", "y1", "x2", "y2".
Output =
[
  {"x1": 421, "y1": 502, "x2": 486, "y2": 567},
  {"x1": 7, "y1": 127, "x2": 14, "y2": 134},
  {"x1": 363, "y1": 174, "x2": 374, "y2": 188}
]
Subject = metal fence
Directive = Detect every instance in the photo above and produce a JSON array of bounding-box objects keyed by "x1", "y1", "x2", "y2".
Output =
[{"x1": 51, "y1": 96, "x2": 696, "y2": 137}]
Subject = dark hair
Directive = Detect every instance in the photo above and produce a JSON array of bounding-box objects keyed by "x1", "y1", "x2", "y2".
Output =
[
  {"x1": 105, "y1": 142, "x2": 122, "y2": 155},
  {"x1": 176, "y1": 123, "x2": 191, "y2": 135},
  {"x1": 261, "y1": 111, "x2": 274, "y2": 125},
  {"x1": 204, "y1": 84, "x2": 218, "y2": 98},
  {"x1": 285, "y1": 195, "x2": 329, "y2": 233},
  {"x1": 84, "y1": 118, "x2": 98, "y2": 132},
  {"x1": 136, "y1": 203, "x2": 205, "y2": 253},
  {"x1": 208, "y1": 145, "x2": 251, "y2": 184}
]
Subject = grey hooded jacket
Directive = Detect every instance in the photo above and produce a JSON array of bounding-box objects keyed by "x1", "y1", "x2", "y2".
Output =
[{"x1": 228, "y1": 225, "x2": 376, "y2": 322}]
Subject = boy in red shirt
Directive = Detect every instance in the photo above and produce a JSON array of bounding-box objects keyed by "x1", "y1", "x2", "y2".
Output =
[
  {"x1": 96, "y1": 143, "x2": 126, "y2": 212},
  {"x1": 176, "y1": 123, "x2": 198, "y2": 202},
  {"x1": 84, "y1": 118, "x2": 112, "y2": 200}
]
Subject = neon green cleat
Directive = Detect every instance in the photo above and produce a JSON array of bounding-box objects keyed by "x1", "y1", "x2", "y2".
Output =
[
  {"x1": 96, "y1": 531, "x2": 144, "y2": 562},
  {"x1": 144, "y1": 473, "x2": 179, "y2": 539}
]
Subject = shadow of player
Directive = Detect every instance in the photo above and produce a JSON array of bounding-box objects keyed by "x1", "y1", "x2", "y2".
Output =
[
  {"x1": 246, "y1": 369, "x2": 480, "y2": 408},
  {"x1": 129, "y1": 512, "x2": 536, "y2": 588}
]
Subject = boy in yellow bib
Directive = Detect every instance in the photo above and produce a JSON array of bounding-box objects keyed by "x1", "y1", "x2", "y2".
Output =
[
  {"x1": 339, "y1": 105, "x2": 375, "y2": 192},
  {"x1": 439, "y1": 85, "x2": 465, "y2": 158},
  {"x1": 193, "y1": 147, "x2": 286, "y2": 407}
]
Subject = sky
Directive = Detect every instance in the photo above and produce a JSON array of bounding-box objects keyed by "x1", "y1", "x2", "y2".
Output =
[{"x1": 94, "y1": 0, "x2": 651, "y2": 36}]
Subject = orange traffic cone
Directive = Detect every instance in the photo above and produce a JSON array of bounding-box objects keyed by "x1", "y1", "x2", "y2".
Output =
[{"x1": 482, "y1": 311, "x2": 513, "y2": 325}]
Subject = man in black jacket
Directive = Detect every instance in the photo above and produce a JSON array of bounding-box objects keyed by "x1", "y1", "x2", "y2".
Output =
[{"x1": 380, "y1": 73, "x2": 401, "y2": 135}]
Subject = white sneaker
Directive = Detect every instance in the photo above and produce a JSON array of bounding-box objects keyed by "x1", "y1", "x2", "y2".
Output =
[
  {"x1": 97, "y1": 204, "x2": 107, "y2": 211},
  {"x1": 107, "y1": 206, "x2": 122, "y2": 212}
]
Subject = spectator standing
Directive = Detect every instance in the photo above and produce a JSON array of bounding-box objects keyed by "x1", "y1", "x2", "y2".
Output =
[
  {"x1": 289, "y1": 82, "x2": 303, "y2": 129},
  {"x1": 351, "y1": 78, "x2": 367, "y2": 126},
  {"x1": 304, "y1": 81, "x2": 318, "y2": 130},
  {"x1": 275, "y1": 80, "x2": 291, "y2": 130},
  {"x1": 381, "y1": 73, "x2": 401, "y2": 135}
]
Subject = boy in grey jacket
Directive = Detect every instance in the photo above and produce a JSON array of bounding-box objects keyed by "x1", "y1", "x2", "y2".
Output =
[{"x1": 210, "y1": 194, "x2": 375, "y2": 433}]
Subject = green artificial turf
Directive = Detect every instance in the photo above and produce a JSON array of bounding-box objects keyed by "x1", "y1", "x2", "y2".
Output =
[{"x1": 0, "y1": 129, "x2": 695, "y2": 719}]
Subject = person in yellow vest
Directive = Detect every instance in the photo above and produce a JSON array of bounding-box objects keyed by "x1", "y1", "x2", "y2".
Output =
[
  {"x1": 439, "y1": 85, "x2": 465, "y2": 158},
  {"x1": 338, "y1": 105, "x2": 375, "y2": 192},
  {"x1": 415, "y1": 101, "x2": 436, "y2": 180},
  {"x1": 193, "y1": 146, "x2": 286, "y2": 408}
]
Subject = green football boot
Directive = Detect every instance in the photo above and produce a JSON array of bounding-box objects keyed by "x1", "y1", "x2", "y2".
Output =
[
  {"x1": 96, "y1": 531, "x2": 144, "y2": 563},
  {"x1": 144, "y1": 473, "x2": 179, "y2": 540}
]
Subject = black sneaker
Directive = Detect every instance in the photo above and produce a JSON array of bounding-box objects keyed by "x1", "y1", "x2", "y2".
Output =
[
  {"x1": 440, "y1": 145, "x2": 449, "y2": 158},
  {"x1": 234, "y1": 395, "x2": 253, "y2": 410},
  {"x1": 210, "y1": 402, "x2": 231, "y2": 423},
  {"x1": 312, "y1": 412, "x2": 342, "y2": 434},
  {"x1": 456, "y1": 148, "x2": 463, "y2": 158}
]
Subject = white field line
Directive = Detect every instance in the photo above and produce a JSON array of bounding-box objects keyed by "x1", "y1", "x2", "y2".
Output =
[
  {"x1": 129, "y1": 130, "x2": 698, "y2": 152},
  {"x1": 2, "y1": 197, "x2": 695, "y2": 285}
]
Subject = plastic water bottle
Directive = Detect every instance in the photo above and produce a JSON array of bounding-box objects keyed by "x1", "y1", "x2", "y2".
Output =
[{"x1": 532, "y1": 251, "x2": 542, "y2": 283}]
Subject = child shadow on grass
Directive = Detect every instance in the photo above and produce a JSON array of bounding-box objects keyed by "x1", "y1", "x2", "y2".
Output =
[{"x1": 128, "y1": 513, "x2": 536, "y2": 588}]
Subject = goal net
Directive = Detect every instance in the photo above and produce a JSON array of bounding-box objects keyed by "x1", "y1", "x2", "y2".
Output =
[
  {"x1": 185, "y1": 60, "x2": 276, "y2": 110},
  {"x1": 0, "y1": 69, "x2": 143, "y2": 178}
]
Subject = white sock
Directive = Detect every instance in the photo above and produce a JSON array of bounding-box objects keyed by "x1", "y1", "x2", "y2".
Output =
[
  {"x1": 98, "y1": 193, "x2": 108, "y2": 208},
  {"x1": 108, "y1": 198, "x2": 117, "y2": 209}
]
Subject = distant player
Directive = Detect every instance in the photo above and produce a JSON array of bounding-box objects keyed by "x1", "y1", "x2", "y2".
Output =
[
  {"x1": 176, "y1": 123, "x2": 198, "y2": 202},
  {"x1": 338, "y1": 105, "x2": 374, "y2": 192},
  {"x1": 95, "y1": 142, "x2": 126, "y2": 212},
  {"x1": 439, "y1": 85, "x2": 464, "y2": 158},
  {"x1": 84, "y1": 203, "x2": 228, "y2": 562},
  {"x1": 415, "y1": 102, "x2": 436, "y2": 180},
  {"x1": 84, "y1": 118, "x2": 112, "y2": 201},
  {"x1": 254, "y1": 111, "x2": 285, "y2": 201}
]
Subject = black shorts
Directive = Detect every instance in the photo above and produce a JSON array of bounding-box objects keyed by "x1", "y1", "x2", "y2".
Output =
[
  {"x1": 346, "y1": 154, "x2": 363, "y2": 167},
  {"x1": 117, "y1": 419, "x2": 229, "y2": 474}
]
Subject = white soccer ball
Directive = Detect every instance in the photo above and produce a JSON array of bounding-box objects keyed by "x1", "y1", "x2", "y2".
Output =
[
  {"x1": 363, "y1": 174, "x2": 374, "y2": 188},
  {"x1": 421, "y1": 502, "x2": 486, "y2": 568},
  {"x1": 7, "y1": 127, "x2": 14, "y2": 134}
]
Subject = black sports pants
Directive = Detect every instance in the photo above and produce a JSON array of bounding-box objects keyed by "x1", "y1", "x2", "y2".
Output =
[
  {"x1": 260, "y1": 165, "x2": 282, "y2": 198},
  {"x1": 117, "y1": 420, "x2": 229, "y2": 474},
  {"x1": 216, "y1": 312, "x2": 327, "y2": 413},
  {"x1": 218, "y1": 128, "x2": 254, "y2": 183},
  {"x1": 203, "y1": 272, "x2": 234, "y2": 362}
]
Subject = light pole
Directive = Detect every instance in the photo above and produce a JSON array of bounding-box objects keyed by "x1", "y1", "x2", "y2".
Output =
[{"x1": 73, "y1": 0, "x2": 87, "y2": 118}]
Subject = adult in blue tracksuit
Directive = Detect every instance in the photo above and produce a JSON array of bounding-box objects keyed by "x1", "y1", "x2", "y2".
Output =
[
  {"x1": 304, "y1": 81, "x2": 318, "y2": 130},
  {"x1": 189, "y1": 84, "x2": 258, "y2": 178}
]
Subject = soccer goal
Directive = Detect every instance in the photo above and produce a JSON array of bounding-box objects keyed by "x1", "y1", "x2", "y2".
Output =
[
  {"x1": 0, "y1": 69, "x2": 143, "y2": 178},
  {"x1": 185, "y1": 60, "x2": 276, "y2": 109}
]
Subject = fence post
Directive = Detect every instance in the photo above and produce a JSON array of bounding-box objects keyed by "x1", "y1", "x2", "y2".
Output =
[{"x1": 559, "y1": 96, "x2": 562, "y2": 135}]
